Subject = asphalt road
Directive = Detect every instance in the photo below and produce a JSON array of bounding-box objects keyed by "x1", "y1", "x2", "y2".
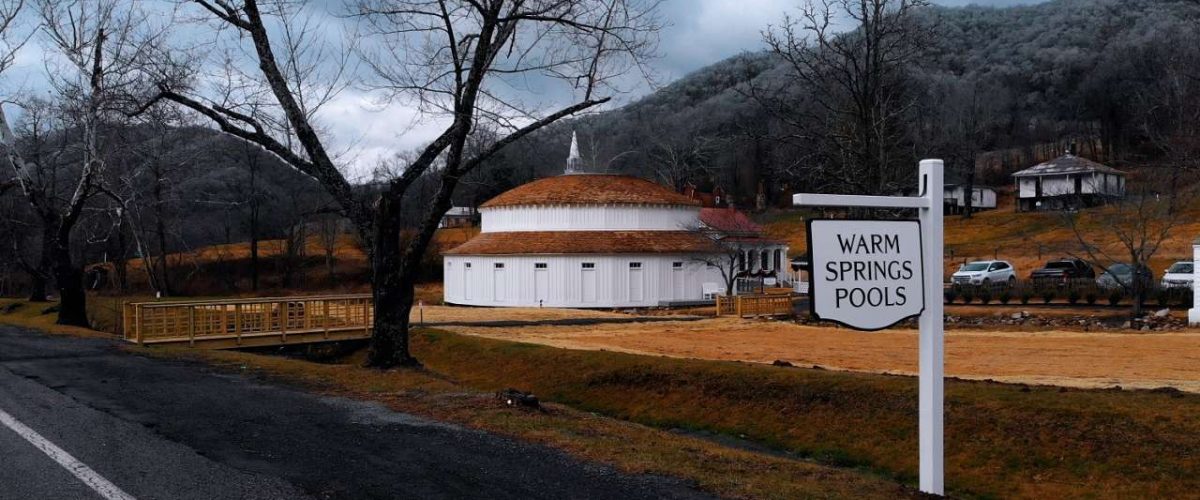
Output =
[{"x1": 0, "y1": 325, "x2": 711, "y2": 500}]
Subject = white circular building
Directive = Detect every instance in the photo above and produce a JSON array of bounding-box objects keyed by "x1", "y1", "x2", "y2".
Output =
[{"x1": 443, "y1": 135, "x2": 789, "y2": 308}]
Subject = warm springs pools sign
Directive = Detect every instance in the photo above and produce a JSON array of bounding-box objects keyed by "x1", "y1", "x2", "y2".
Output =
[
  {"x1": 794, "y1": 159, "x2": 945, "y2": 495},
  {"x1": 807, "y1": 220, "x2": 925, "y2": 330}
]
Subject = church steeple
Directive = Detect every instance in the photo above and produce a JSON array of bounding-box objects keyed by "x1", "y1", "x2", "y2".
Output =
[{"x1": 565, "y1": 131, "x2": 582, "y2": 175}]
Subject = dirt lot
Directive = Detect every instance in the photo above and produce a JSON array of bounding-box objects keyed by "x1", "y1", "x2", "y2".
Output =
[
  {"x1": 408, "y1": 305, "x2": 636, "y2": 324},
  {"x1": 443, "y1": 315, "x2": 1200, "y2": 393}
]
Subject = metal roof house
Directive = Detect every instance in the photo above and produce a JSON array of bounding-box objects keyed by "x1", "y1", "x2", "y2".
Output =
[{"x1": 1011, "y1": 153, "x2": 1125, "y2": 212}]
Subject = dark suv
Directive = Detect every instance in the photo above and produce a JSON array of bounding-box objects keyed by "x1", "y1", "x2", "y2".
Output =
[{"x1": 1030, "y1": 258, "x2": 1095, "y2": 286}]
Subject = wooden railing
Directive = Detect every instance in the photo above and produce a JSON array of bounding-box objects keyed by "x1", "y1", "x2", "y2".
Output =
[
  {"x1": 715, "y1": 295, "x2": 738, "y2": 316},
  {"x1": 714, "y1": 294, "x2": 795, "y2": 318},
  {"x1": 123, "y1": 294, "x2": 373, "y2": 348}
]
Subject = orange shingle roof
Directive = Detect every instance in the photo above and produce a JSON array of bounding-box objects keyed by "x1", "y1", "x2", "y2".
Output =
[
  {"x1": 443, "y1": 231, "x2": 719, "y2": 255},
  {"x1": 480, "y1": 174, "x2": 700, "y2": 208}
]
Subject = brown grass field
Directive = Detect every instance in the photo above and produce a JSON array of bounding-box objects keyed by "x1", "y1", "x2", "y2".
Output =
[
  {"x1": 444, "y1": 316, "x2": 1200, "y2": 393},
  {"x1": 4, "y1": 297, "x2": 1199, "y2": 498}
]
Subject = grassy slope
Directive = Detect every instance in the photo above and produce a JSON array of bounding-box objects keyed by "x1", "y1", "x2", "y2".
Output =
[
  {"x1": 0, "y1": 299, "x2": 917, "y2": 500},
  {"x1": 412, "y1": 330, "x2": 1200, "y2": 499},
  {"x1": 761, "y1": 190, "x2": 1199, "y2": 278},
  {"x1": 4, "y1": 297, "x2": 1197, "y2": 498}
]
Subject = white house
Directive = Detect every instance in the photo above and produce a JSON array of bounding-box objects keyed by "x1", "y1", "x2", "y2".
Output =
[
  {"x1": 438, "y1": 206, "x2": 477, "y2": 228},
  {"x1": 442, "y1": 134, "x2": 787, "y2": 308},
  {"x1": 943, "y1": 184, "x2": 997, "y2": 214},
  {"x1": 1012, "y1": 153, "x2": 1125, "y2": 212}
]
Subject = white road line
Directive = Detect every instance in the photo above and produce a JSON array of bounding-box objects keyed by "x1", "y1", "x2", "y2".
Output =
[{"x1": 0, "y1": 407, "x2": 136, "y2": 500}]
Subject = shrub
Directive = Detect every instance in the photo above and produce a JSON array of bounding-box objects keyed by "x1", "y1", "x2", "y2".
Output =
[
  {"x1": 978, "y1": 287, "x2": 993, "y2": 305},
  {"x1": 945, "y1": 287, "x2": 959, "y2": 304},
  {"x1": 1067, "y1": 288, "x2": 1081, "y2": 305},
  {"x1": 1040, "y1": 288, "x2": 1056, "y2": 304},
  {"x1": 999, "y1": 289, "x2": 1012, "y2": 305},
  {"x1": 960, "y1": 287, "x2": 975, "y2": 304},
  {"x1": 1108, "y1": 289, "x2": 1123, "y2": 306},
  {"x1": 1156, "y1": 289, "x2": 1170, "y2": 308},
  {"x1": 1180, "y1": 289, "x2": 1195, "y2": 309},
  {"x1": 1085, "y1": 290, "x2": 1098, "y2": 305},
  {"x1": 1020, "y1": 288, "x2": 1033, "y2": 305}
]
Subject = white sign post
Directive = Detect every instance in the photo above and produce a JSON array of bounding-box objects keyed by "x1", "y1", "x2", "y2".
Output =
[{"x1": 794, "y1": 159, "x2": 945, "y2": 496}]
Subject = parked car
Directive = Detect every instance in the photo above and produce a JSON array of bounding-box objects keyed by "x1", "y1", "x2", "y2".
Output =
[
  {"x1": 1030, "y1": 258, "x2": 1095, "y2": 286},
  {"x1": 951, "y1": 260, "x2": 1016, "y2": 287},
  {"x1": 1096, "y1": 263, "x2": 1154, "y2": 290},
  {"x1": 1160, "y1": 261, "x2": 1194, "y2": 290}
]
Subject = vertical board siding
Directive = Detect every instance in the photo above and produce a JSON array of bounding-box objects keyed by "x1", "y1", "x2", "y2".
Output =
[{"x1": 443, "y1": 255, "x2": 725, "y2": 308}]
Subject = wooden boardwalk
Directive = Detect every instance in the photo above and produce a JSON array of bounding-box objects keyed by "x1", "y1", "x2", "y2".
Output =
[{"x1": 123, "y1": 295, "x2": 373, "y2": 349}]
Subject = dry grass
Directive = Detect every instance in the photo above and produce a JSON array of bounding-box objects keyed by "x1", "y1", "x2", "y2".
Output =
[
  {"x1": 0, "y1": 297, "x2": 917, "y2": 499},
  {"x1": 133, "y1": 344, "x2": 920, "y2": 500},
  {"x1": 444, "y1": 316, "x2": 1200, "y2": 393},
  {"x1": 6, "y1": 297, "x2": 1197, "y2": 498},
  {"x1": 410, "y1": 330, "x2": 1200, "y2": 499},
  {"x1": 410, "y1": 304, "x2": 634, "y2": 324}
]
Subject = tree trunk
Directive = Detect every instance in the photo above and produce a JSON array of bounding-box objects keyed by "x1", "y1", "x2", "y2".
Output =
[
  {"x1": 52, "y1": 241, "x2": 88, "y2": 327},
  {"x1": 27, "y1": 272, "x2": 47, "y2": 302},
  {"x1": 249, "y1": 229, "x2": 259, "y2": 291},
  {"x1": 962, "y1": 155, "x2": 975, "y2": 220},
  {"x1": 27, "y1": 224, "x2": 54, "y2": 302},
  {"x1": 366, "y1": 195, "x2": 418, "y2": 368},
  {"x1": 156, "y1": 214, "x2": 173, "y2": 296}
]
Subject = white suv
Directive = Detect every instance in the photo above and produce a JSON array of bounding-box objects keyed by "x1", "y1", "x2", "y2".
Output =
[
  {"x1": 951, "y1": 260, "x2": 1016, "y2": 287},
  {"x1": 1161, "y1": 261, "x2": 1194, "y2": 290}
]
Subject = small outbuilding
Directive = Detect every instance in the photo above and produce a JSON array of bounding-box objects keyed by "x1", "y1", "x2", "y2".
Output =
[
  {"x1": 943, "y1": 184, "x2": 997, "y2": 214},
  {"x1": 1011, "y1": 153, "x2": 1125, "y2": 212}
]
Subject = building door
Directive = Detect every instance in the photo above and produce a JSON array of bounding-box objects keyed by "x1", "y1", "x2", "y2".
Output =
[
  {"x1": 493, "y1": 263, "x2": 506, "y2": 302},
  {"x1": 463, "y1": 263, "x2": 472, "y2": 300},
  {"x1": 1075, "y1": 175, "x2": 1083, "y2": 194},
  {"x1": 672, "y1": 262, "x2": 685, "y2": 299},
  {"x1": 628, "y1": 262, "x2": 644, "y2": 302},
  {"x1": 581, "y1": 263, "x2": 597, "y2": 303},
  {"x1": 534, "y1": 263, "x2": 548, "y2": 303}
]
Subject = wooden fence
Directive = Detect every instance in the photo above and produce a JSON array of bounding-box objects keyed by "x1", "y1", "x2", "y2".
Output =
[
  {"x1": 123, "y1": 294, "x2": 373, "y2": 349},
  {"x1": 714, "y1": 294, "x2": 795, "y2": 318}
]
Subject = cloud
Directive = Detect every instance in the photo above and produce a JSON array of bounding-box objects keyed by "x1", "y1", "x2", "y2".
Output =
[{"x1": 316, "y1": 90, "x2": 452, "y2": 182}]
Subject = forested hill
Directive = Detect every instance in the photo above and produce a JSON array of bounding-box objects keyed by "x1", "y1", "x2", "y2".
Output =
[{"x1": 472, "y1": 0, "x2": 1200, "y2": 208}]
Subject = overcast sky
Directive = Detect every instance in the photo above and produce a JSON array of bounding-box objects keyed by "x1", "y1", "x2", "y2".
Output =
[{"x1": 0, "y1": 0, "x2": 1048, "y2": 180}]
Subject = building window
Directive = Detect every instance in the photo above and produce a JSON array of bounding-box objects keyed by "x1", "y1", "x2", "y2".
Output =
[
  {"x1": 761, "y1": 251, "x2": 769, "y2": 270},
  {"x1": 494, "y1": 263, "x2": 504, "y2": 269},
  {"x1": 629, "y1": 262, "x2": 642, "y2": 269},
  {"x1": 672, "y1": 262, "x2": 683, "y2": 269},
  {"x1": 535, "y1": 263, "x2": 548, "y2": 269},
  {"x1": 464, "y1": 262, "x2": 471, "y2": 269},
  {"x1": 582, "y1": 262, "x2": 595, "y2": 269}
]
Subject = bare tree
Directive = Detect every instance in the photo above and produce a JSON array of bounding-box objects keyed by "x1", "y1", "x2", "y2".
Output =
[
  {"x1": 1062, "y1": 179, "x2": 1190, "y2": 318},
  {"x1": 141, "y1": 0, "x2": 661, "y2": 367},
  {"x1": 753, "y1": 0, "x2": 932, "y2": 197},
  {"x1": 0, "y1": 0, "x2": 163, "y2": 325},
  {"x1": 648, "y1": 133, "x2": 717, "y2": 192},
  {"x1": 682, "y1": 212, "x2": 767, "y2": 296},
  {"x1": 1138, "y1": 30, "x2": 1200, "y2": 212}
]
